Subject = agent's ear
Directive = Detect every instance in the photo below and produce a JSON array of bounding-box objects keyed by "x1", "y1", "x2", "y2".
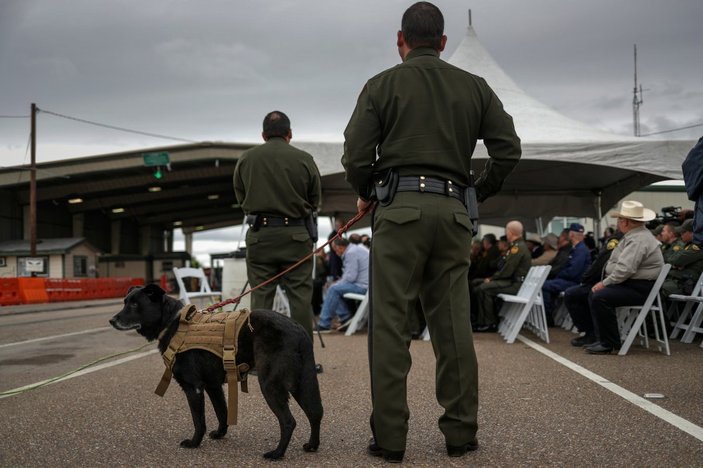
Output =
[{"x1": 143, "y1": 283, "x2": 165, "y2": 302}]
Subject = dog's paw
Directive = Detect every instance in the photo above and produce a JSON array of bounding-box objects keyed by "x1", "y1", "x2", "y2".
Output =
[
  {"x1": 263, "y1": 449, "x2": 285, "y2": 460},
  {"x1": 180, "y1": 439, "x2": 201, "y2": 449},
  {"x1": 209, "y1": 428, "x2": 227, "y2": 440},
  {"x1": 303, "y1": 442, "x2": 319, "y2": 452}
]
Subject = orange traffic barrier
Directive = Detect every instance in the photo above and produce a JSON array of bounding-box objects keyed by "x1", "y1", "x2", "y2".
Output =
[
  {"x1": 0, "y1": 278, "x2": 21, "y2": 306},
  {"x1": 18, "y1": 277, "x2": 49, "y2": 304}
]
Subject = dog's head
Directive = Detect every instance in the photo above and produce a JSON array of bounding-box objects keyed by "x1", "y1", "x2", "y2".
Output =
[{"x1": 109, "y1": 284, "x2": 169, "y2": 341}]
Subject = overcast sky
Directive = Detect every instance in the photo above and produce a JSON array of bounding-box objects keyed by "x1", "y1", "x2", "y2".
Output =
[
  {"x1": 2, "y1": 0, "x2": 702, "y2": 168},
  {"x1": 2, "y1": 0, "x2": 701, "y2": 264}
]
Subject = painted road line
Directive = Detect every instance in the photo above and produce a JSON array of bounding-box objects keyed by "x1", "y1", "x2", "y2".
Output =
[
  {"x1": 0, "y1": 349, "x2": 159, "y2": 399},
  {"x1": 518, "y1": 334, "x2": 703, "y2": 443},
  {"x1": 0, "y1": 327, "x2": 112, "y2": 349}
]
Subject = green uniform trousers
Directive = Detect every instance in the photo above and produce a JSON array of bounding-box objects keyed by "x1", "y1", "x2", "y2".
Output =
[
  {"x1": 370, "y1": 192, "x2": 477, "y2": 451},
  {"x1": 475, "y1": 280, "x2": 521, "y2": 326},
  {"x1": 245, "y1": 225, "x2": 314, "y2": 338}
]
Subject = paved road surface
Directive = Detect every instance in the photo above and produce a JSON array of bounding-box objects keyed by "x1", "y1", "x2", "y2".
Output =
[{"x1": 0, "y1": 301, "x2": 701, "y2": 467}]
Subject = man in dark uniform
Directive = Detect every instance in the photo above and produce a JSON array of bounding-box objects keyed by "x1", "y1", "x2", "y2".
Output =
[
  {"x1": 474, "y1": 220, "x2": 532, "y2": 332},
  {"x1": 662, "y1": 218, "x2": 703, "y2": 301},
  {"x1": 659, "y1": 221, "x2": 684, "y2": 264},
  {"x1": 342, "y1": 3, "x2": 521, "y2": 457},
  {"x1": 565, "y1": 232, "x2": 621, "y2": 346},
  {"x1": 233, "y1": 110, "x2": 322, "y2": 339}
]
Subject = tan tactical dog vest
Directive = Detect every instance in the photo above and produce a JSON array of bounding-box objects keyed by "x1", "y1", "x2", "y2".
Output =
[{"x1": 155, "y1": 304, "x2": 253, "y2": 425}]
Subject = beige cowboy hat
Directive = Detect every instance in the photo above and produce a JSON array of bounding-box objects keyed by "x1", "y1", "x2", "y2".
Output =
[{"x1": 610, "y1": 200, "x2": 656, "y2": 222}]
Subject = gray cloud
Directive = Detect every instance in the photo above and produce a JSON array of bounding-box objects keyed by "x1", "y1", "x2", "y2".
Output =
[{"x1": 1, "y1": 0, "x2": 701, "y2": 167}]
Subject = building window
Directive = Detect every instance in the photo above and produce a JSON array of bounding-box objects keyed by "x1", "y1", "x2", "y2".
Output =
[
  {"x1": 18, "y1": 256, "x2": 48, "y2": 276},
  {"x1": 73, "y1": 256, "x2": 88, "y2": 277},
  {"x1": 0, "y1": 257, "x2": 6, "y2": 267}
]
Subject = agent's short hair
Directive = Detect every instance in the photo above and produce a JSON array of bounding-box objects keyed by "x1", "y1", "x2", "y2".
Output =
[
  {"x1": 262, "y1": 111, "x2": 291, "y2": 139},
  {"x1": 401, "y1": 2, "x2": 444, "y2": 50}
]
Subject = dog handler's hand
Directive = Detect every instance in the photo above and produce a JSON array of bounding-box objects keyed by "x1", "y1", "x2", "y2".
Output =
[{"x1": 357, "y1": 197, "x2": 374, "y2": 213}]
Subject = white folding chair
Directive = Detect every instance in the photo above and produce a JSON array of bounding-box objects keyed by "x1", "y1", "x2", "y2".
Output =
[
  {"x1": 616, "y1": 263, "x2": 672, "y2": 356},
  {"x1": 668, "y1": 270, "x2": 703, "y2": 344},
  {"x1": 272, "y1": 286, "x2": 291, "y2": 317},
  {"x1": 343, "y1": 291, "x2": 369, "y2": 336},
  {"x1": 173, "y1": 267, "x2": 222, "y2": 306},
  {"x1": 496, "y1": 265, "x2": 552, "y2": 344}
]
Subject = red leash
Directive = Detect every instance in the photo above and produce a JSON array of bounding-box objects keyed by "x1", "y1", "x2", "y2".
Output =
[{"x1": 204, "y1": 205, "x2": 373, "y2": 313}]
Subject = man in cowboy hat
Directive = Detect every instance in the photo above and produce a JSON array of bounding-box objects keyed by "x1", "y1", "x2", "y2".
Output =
[{"x1": 585, "y1": 200, "x2": 664, "y2": 354}]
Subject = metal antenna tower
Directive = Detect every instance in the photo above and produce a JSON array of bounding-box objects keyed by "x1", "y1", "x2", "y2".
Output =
[{"x1": 632, "y1": 44, "x2": 644, "y2": 136}]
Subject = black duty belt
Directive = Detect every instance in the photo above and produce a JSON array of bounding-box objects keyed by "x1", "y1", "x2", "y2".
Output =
[
  {"x1": 396, "y1": 176, "x2": 465, "y2": 202},
  {"x1": 259, "y1": 215, "x2": 305, "y2": 227}
]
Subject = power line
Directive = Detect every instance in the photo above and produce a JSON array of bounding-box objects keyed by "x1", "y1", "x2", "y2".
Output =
[
  {"x1": 37, "y1": 107, "x2": 198, "y2": 143},
  {"x1": 640, "y1": 122, "x2": 703, "y2": 137}
]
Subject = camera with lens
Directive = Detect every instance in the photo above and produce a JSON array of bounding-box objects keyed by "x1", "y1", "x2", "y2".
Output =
[{"x1": 645, "y1": 206, "x2": 681, "y2": 230}]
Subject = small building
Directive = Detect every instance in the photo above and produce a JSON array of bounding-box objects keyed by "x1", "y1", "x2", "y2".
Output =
[{"x1": 0, "y1": 238, "x2": 101, "y2": 278}]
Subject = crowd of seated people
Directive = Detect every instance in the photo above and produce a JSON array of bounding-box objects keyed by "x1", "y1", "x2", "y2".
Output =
[{"x1": 468, "y1": 202, "x2": 703, "y2": 352}]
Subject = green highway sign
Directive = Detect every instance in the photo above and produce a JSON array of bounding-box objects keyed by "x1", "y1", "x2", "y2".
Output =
[{"x1": 143, "y1": 152, "x2": 170, "y2": 167}]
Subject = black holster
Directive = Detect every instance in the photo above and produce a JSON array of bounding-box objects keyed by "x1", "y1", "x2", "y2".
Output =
[
  {"x1": 465, "y1": 171, "x2": 479, "y2": 236},
  {"x1": 305, "y1": 210, "x2": 319, "y2": 243},
  {"x1": 372, "y1": 169, "x2": 399, "y2": 207},
  {"x1": 245, "y1": 214, "x2": 261, "y2": 232}
]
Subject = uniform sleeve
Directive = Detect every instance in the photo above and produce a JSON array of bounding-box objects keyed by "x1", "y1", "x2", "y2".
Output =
[
  {"x1": 682, "y1": 137, "x2": 703, "y2": 201},
  {"x1": 308, "y1": 158, "x2": 322, "y2": 210},
  {"x1": 669, "y1": 248, "x2": 703, "y2": 267},
  {"x1": 474, "y1": 83, "x2": 522, "y2": 202},
  {"x1": 492, "y1": 252, "x2": 518, "y2": 280},
  {"x1": 233, "y1": 158, "x2": 246, "y2": 205},
  {"x1": 342, "y1": 83, "x2": 381, "y2": 200}
]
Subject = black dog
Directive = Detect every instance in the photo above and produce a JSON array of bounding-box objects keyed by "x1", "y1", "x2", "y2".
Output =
[{"x1": 109, "y1": 284, "x2": 322, "y2": 459}]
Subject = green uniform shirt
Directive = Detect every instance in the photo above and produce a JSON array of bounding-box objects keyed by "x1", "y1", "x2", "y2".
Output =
[
  {"x1": 233, "y1": 137, "x2": 321, "y2": 218},
  {"x1": 661, "y1": 240, "x2": 684, "y2": 263},
  {"x1": 492, "y1": 239, "x2": 532, "y2": 282},
  {"x1": 342, "y1": 48, "x2": 521, "y2": 201},
  {"x1": 667, "y1": 241, "x2": 703, "y2": 284}
]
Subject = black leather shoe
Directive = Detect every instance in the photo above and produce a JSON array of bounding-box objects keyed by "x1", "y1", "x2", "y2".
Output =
[
  {"x1": 315, "y1": 363, "x2": 323, "y2": 374},
  {"x1": 571, "y1": 335, "x2": 596, "y2": 347},
  {"x1": 447, "y1": 440, "x2": 479, "y2": 457},
  {"x1": 585, "y1": 342, "x2": 614, "y2": 354},
  {"x1": 474, "y1": 324, "x2": 497, "y2": 333},
  {"x1": 368, "y1": 440, "x2": 404, "y2": 463}
]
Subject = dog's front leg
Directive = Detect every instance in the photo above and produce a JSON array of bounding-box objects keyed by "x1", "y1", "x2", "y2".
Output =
[
  {"x1": 181, "y1": 387, "x2": 206, "y2": 448},
  {"x1": 205, "y1": 385, "x2": 228, "y2": 439}
]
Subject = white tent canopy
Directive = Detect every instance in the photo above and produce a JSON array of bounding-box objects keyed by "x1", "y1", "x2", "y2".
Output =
[{"x1": 302, "y1": 25, "x2": 694, "y2": 231}]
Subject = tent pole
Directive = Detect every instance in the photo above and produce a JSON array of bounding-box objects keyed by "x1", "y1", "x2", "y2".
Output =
[{"x1": 594, "y1": 192, "x2": 603, "y2": 246}]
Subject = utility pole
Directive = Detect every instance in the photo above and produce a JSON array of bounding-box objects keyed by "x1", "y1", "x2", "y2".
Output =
[
  {"x1": 632, "y1": 44, "x2": 644, "y2": 137},
  {"x1": 30, "y1": 102, "x2": 37, "y2": 256}
]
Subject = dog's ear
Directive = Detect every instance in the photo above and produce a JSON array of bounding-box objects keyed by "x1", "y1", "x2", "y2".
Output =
[
  {"x1": 127, "y1": 285, "x2": 142, "y2": 294},
  {"x1": 142, "y1": 283, "x2": 165, "y2": 302}
]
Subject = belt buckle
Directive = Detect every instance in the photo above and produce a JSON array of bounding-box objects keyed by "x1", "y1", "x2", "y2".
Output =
[{"x1": 419, "y1": 176, "x2": 426, "y2": 192}]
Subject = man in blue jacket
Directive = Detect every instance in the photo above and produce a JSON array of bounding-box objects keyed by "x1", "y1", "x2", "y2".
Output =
[
  {"x1": 542, "y1": 223, "x2": 592, "y2": 324},
  {"x1": 682, "y1": 137, "x2": 703, "y2": 246}
]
